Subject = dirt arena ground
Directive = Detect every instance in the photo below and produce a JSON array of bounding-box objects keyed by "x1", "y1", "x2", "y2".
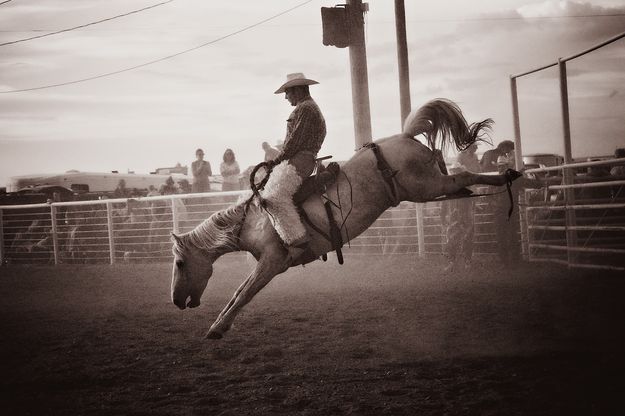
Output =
[{"x1": 1, "y1": 255, "x2": 624, "y2": 415}]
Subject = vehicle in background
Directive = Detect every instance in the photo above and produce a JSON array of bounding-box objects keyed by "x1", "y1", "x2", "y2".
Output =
[
  {"x1": 523, "y1": 153, "x2": 564, "y2": 169},
  {"x1": 6, "y1": 171, "x2": 191, "y2": 194}
]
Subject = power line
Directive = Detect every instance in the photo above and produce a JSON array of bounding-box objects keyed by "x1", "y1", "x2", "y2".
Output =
[
  {"x1": 435, "y1": 12, "x2": 625, "y2": 22},
  {"x1": 3, "y1": 11, "x2": 624, "y2": 33},
  {"x1": 0, "y1": 0, "x2": 13, "y2": 6},
  {"x1": 0, "y1": 0, "x2": 174, "y2": 47},
  {"x1": 365, "y1": 12, "x2": 625, "y2": 24},
  {"x1": 1, "y1": 0, "x2": 314, "y2": 94}
]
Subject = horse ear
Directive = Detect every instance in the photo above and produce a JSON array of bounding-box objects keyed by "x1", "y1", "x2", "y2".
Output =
[{"x1": 171, "y1": 233, "x2": 182, "y2": 244}]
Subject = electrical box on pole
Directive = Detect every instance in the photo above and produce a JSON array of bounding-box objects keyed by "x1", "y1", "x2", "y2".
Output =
[
  {"x1": 321, "y1": 1, "x2": 372, "y2": 149},
  {"x1": 321, "y1": 6, "x2": 350, "y2": 48}
]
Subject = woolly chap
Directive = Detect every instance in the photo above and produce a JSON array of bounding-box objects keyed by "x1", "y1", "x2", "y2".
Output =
[{"x1": 259, "y1": 161, "x2": 307, "y2": 244}]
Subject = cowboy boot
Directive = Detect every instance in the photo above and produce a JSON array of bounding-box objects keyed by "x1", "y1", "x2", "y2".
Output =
[{"x1": 286, "y1": 239, "x2": 310, "y2": 264}]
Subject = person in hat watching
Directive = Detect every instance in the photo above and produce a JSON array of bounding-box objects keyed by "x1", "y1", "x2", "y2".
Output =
[
  {"x1": 480, "y1": 140, "x2": 515, "y2": 173},
  {"x1": 261, "y1": 73, "x2": 327, "y2": 263}
]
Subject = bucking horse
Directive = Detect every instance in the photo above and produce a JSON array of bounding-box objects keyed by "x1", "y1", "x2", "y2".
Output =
[{"x1": 171, "y1": 99, "x2": 521, "y2": 339}]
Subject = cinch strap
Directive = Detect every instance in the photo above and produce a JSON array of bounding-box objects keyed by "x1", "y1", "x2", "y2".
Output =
[{"x1": 363, "y1": 142, "x2": 401, "y2": 207}]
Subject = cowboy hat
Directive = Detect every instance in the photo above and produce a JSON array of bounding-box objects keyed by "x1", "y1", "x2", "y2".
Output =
[{"x1": 274, "y1": 72, "x2": 319, "y2": 94}]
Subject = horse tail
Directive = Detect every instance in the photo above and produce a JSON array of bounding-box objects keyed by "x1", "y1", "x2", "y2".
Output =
[{"x1": 402, "y1": 98, "x2": 493, "y2": 154}]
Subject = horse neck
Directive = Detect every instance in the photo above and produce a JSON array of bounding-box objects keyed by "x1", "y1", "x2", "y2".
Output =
[
  {"x1": 236, "y1": 203, "x2": 277, "y2": 258},
  {"x1": 188, "y1": 202, "x2": 247, "y2": 258}
]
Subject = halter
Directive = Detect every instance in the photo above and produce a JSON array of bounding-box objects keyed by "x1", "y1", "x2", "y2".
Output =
[{"x1": 363, "y1": 142, "x2": 402, "y2": 207}]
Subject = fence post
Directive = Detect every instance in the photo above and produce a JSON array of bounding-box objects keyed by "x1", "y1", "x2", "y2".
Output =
[
  {"x1": 558, "y1": 59, "x2": 578, "y2": 267},
  {"x1": 0, "y1": 209, "x2": 4, "y2": 266},
  {"x1": 416, "y1": 203, "x2": 425, "y2": 257},
  {"x1": 50, "y1": 204, "x2": 60, "y2": 265},
  {"x1": 171, "y1": 197, "x2": 179, "y2": 234},
  {"x1": 510, "y1": 76, "x2": 524, "y2": 172},
  {"x1": 106, "y1": 202, "x2": 115, "y2": 265},
  {"x1": 519, "y1": 190, "x2": 529, "y2": 261},
  {"x1": 524, "y1": 189, "x2": 535, "y2": 263}
]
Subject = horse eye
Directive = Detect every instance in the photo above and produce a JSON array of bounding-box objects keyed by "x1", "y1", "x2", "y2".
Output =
[{"x1": 176, "y1": 260, "x2": 184, "y2": 269}]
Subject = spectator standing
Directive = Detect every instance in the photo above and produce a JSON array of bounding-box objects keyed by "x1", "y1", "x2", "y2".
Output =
[
  {"x1": 191, "y1": 148, "x2": 211, "y2": 192},
  {"x1": 610, "y1": 148, "x2": 625, "y2": 177},
  {"x1": 262, "y1": 141, "x2": 280, "y2": 162},
  {"x1": 177, "y1": 179, "x2": 192, "y2": 194},
  {"x1": 257, "y1": 141, "x2": 281, "y2": 182},
  {"x1": 480, "y1": 140, "x2": 515, "y2": 172},
  {"x1": 113, "y1": 179, "x2": 131, "y2": 198},
  {"x1": 220, "y1": 149, "x2": 241, "y2": 191},
  {"x1": 457, "y1": 143, "x2": 481, "y2": 173},
  {"x1": 587, "y1": 160, "x2": 610, "y2": 178},
  {"x1": 146, "y1": 185, "x2": 160, "y2": 197},
  {"x1": 440, "y1": 163, "x2": 476, "y2": 273},
  {"x1": 159, "y1": 176, "x2": 177, "y2": 195},
  {"x1": 492, "y1": 157, "x2": 541, "y2": 267}
]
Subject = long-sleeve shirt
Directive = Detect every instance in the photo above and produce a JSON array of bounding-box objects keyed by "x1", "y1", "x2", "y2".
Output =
[
  {"x1": 192, "y1": 160, "x2": 211, "y2": 182},
  {"x1": 220, "y1": 161, "x2": 240, "y2": 184},
  {"x1": 280, "y1": 96, "x2": 326, "y2": 161},
  {"x1": 480, "y1": 149, "x2": 504, "y2": 172},
  {"x1": 457, "y1": 151, "x2": 481, "y2": 173}
]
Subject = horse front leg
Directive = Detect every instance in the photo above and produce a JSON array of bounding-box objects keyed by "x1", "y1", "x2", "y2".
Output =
[{"x1": 206, "y1": 255, "x2": 288, "y2": 340}]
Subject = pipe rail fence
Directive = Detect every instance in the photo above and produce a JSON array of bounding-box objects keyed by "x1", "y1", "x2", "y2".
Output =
[
  {"x1": 507, "y1": 29, "x2": 625, "y2": 272},
  {"x1": 7, "y1": 168, "x2": 622, "y2": 270},
  {"x1": 1, "y1": 189, "x2": 510, "y2": 266},
  {"x1": 523, "y1": 158, "x2": 625, "y2": 271}
]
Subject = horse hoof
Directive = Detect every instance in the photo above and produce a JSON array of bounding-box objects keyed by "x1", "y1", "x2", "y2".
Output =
[
  {"x1": 506, "y1": 169, "x2": 522, "y2": 181},
  {"x1": 205, "y1": 330, "x2": 223, "y2": 340}
]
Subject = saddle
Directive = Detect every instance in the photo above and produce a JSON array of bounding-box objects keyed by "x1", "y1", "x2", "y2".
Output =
[
  {"x1": 248, "y1": 157, "x2": 345, "y2": 265},
  {"x1": 293, "y1": 159, "x2": 345, "y2": 265}
]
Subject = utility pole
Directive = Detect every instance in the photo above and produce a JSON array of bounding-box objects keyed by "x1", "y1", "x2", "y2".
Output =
[
  {"x1": 394, "y1": 0, "x2": 411, "y2": 126},
  {"x1": 346, "y1": 0, "x2": 372, "y2": 148}
]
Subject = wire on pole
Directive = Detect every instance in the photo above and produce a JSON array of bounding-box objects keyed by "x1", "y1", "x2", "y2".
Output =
[
  {"x1": 0, "y1": 0, "x2": 314, "y2": 94},
  {"x1": 0, "y1": 1, "x2": 174, "y2": 47}
]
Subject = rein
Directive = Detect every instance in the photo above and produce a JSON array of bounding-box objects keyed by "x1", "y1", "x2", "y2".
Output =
[
  {"x1": 235, "y1": 160, "x2": 275, "y2": 242},
  {"x1": 248, "y1": 161, "x2": 272, "y2": 202}
]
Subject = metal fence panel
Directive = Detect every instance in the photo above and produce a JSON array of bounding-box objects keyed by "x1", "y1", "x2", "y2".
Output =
[{"x1": 1, "y1": 189, "x2": 511, "y2": 264}]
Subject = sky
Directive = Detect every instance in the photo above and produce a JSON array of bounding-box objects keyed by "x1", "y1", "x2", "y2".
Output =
[{"x1": 1, "y1": 0, "x2": 624, "y2": 187}]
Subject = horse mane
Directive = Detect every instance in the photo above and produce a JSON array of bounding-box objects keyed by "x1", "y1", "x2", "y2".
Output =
[
  {"x1": 402, "y1": 98, "x2": 493, "y2": 153},
  {"x1": 173, "y1": 201, "x2": 247, "y2": 257}
]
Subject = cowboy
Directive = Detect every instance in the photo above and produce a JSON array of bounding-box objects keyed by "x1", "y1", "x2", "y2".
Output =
[{"x1": 262, "y1": 73, "x2": 327, "y2": 263}]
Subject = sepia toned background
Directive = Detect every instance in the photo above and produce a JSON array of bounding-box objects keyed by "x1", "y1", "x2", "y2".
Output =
[{"x1": 1, "y1": 0, "x2": 624, "y2": 186}]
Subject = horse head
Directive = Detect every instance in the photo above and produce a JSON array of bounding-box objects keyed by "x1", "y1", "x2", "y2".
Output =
[
  {"x1": 170, "y1": 204, "x2": 244, "y2": 310},
  {"x1": 170, "y1": 233, "x2": 214, "y2": 310}
]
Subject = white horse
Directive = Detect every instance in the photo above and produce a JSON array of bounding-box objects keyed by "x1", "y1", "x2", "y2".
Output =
[{"x1": 171, "y1": 99, "x2": 521, "y2": 339}]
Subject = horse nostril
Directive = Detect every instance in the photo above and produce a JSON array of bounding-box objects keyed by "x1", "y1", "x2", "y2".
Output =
[{"x1": 173, "y1": 298, "x2": 186, "y2": 310}]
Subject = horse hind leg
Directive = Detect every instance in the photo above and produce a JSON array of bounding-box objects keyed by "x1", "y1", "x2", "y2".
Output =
[{"x1": 424, "y1": 171, "x2": 514, "y2": 200}]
